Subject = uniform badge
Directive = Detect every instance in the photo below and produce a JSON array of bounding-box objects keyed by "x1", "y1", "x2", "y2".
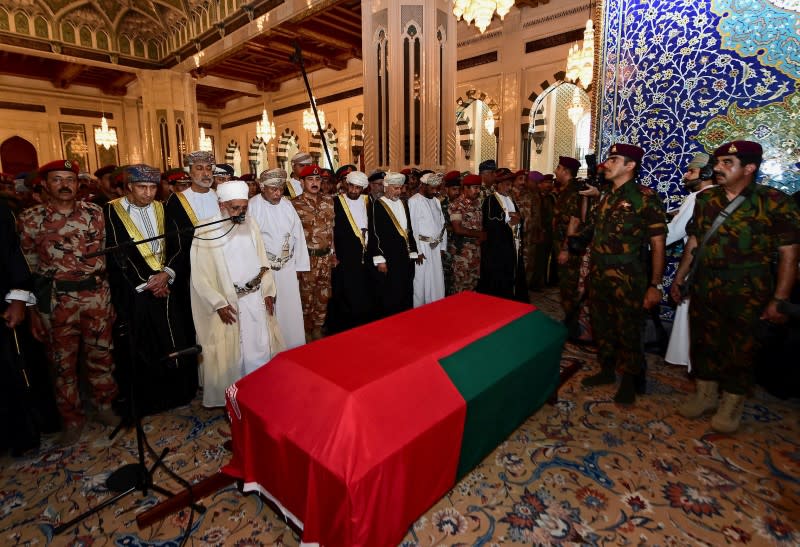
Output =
[
  {"x1": 65, "y1": 161, "x2": 72, "y2": 169},
  {"x1": 728, "y1": 143, "x2": 738, "y2": 153}
]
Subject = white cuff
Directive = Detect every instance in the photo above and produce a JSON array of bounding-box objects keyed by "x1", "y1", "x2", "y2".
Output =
[
  {"x1": 409, "y1": 252, "x2": 418, "y2": 259},
  {"x1": 163, "y1": 267, "x2": 176, "y2": 284},
  {"x1": 5, "y1": 289, "x2": 36, "y2": 306},
  {"x1": 373, "y1": 255, "x2": 386, "y2": 265}
]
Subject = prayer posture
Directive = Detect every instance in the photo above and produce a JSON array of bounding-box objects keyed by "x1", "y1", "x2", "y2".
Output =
[
  {"x1": 408, "y1": 172, "x2": 447, "y2": 306},
  {"x1": 190, "y1": 181, "x2": 284, "y2": 407}
]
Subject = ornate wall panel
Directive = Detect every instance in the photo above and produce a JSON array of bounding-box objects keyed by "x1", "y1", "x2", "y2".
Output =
[{"x1": 598, "y1": 0, "x2": 799, "y2": 202}]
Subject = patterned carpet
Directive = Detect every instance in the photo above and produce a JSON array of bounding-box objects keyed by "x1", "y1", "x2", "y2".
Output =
[{"x1": 2, "y1": 289, "x2": 799, "y2": 546}]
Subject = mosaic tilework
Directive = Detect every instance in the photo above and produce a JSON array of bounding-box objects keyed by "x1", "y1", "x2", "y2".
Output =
[{"x1": 598, "y1": 0, "x2": 799, "y2": 199}]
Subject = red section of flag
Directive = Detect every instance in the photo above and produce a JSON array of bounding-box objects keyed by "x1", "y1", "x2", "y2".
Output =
[{"x1": 224, "y1": 292, "x2": 534, "y2": 547}]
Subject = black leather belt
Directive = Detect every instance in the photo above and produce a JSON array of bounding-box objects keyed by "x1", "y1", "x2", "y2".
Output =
[
  {"x1": 54, "y1": 276, "x2": 98, "y2": 292},
  {"x1": 308, "y1": 247, "x2": 331, "y2": 257}
]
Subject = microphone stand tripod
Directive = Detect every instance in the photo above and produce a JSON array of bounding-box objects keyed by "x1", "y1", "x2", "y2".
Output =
[{"x1": 53, "y1": 214, "x2": 239, "y2": 535}]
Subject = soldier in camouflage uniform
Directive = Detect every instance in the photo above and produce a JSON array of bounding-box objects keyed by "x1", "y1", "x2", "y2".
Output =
[
  {"x1": 582, "y1": 144, "x2": 666, "y2": 404},
  {"x1": 293, "y1": 165, "x2": 335, "y2": 341},
  {"x1": 522, "y1": 171, "x2": 544, "y2": 288},
  {"x1": 441, "y1": 171, "x2": 462, "y2": 295},
  {"x1": 449, "y1": 174, "x2": 485, "y2": 293},
  {"x1": 672, "y1": 141, "x2": 800, "y2": 432},
  {"x1": 553, "y1": 156, "x2": 585, "y2": 326},
  {"x1": 20, "y1": 160, "x2": 118, "y2": 444},
  {"x1": 532, "y1": 174, "x2": 556, "y2": 289}
]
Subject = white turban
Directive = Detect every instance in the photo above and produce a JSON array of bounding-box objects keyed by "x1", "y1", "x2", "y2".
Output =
[
  {"x1": 383, "y1": 171, "x2": 406, "y2": 186},
  {"x1": 345, "y1": 171, "x2": 369, "y2": 188},
  {"x1": 259, "y1": 168, "x2": 287, "y2": 187},
  {"x1": 216, "y1": 180, "x2": 249, "y2": 201},
  {"x1": 420, "y1": 172, "x2": 444, "y2": 186},
  {"x1": 291, "y1": 152, "x2": 312, "y2": 165}
]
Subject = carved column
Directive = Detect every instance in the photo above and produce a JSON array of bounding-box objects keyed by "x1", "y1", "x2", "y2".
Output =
[
  {"x1": 136, "y1": 70, "x2": 199, "y2": 170},
  {"x1": 361, "y1": 0, "x2": 457, "y2": 171}
]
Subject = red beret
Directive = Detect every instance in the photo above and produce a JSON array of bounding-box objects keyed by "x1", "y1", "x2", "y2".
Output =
[
  {"x1": 38, "y1": 159, "x2": 80, "y2": 178},
  {"x1": 400, "y1": 168, "x2": 412, "y2": 175},
  {"x1": 528, "y1": 171, "x2": 545, "y2": 182},
  {"x1": 608, "y1": 143, "x2": 644, "y2": 163},
  {"x1": 558, "y1": 156, "x2": 581, "y2": 173},
  {"x1": 320, "y1": 168, "x2": 333, "y2": 178},
  {"x1": 542, "y1": 174, "x2": 555, "y2": 182},
  {"x1": 713, "y1": 140, "x2": 762, "y2": 158},
  {"x1": 462, "y1": 174, "x2": 482, "y2": 186},
  {"x1": 240, "y1": 173, "x2": 257, "y2": 182},
  {"x1": 494, "y1": 168, "x2": 514, "y2": 182},
  {"x1": 299, "y1": 164, "x2": 322, "y2": 178},
  {"x1": 513, "y1": 169, "x2": 527, "y2": 178},
  {"x1": 443, "y1": 171, "x2": 461, "y2": 188}
]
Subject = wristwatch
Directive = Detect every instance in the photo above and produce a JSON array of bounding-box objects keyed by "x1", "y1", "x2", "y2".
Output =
[{"x1": 650, "y1": 283, "x2": 664, "y2": 291}]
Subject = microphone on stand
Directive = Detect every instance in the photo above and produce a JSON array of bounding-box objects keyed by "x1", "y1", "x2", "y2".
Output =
[{"x1": 161, "y1": 345, "x2": 202, "y2": 361}]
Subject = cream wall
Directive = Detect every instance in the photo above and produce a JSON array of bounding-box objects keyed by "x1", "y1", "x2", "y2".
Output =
[
  {"x1": 0, "y1": 75, "x2": 130, "y2": 174},
  {"x1": 0, "y1": 1, "x2": 590, "y2": 175}
]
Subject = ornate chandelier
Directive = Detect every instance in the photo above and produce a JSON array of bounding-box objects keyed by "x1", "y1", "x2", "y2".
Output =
[
  {"x1": 453, "y1": 0, "x2": 515, "y2": 34},
  {"x1": 94, "y1": 114, "x2": 117, "y2": 150},
  {"x1": 565, "y1": 18, "x2": 595, "y2": 88},
  {"x1": 256, "y1": 108, "x2": 276, "y2": 143},
  {"x1": 567, "y1": 86, "x2": 585, "y2": 126},
  {"x1": 199, "y1": 127, "x2": 213, "y2": 152},
  {"x1": 302, "y1": 97, "x2": 325, "y2": 133}
]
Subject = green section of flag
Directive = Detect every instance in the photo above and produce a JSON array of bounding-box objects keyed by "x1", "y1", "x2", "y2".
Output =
[{"x1": 439, "y1": 310, "x2": 566, "y2": 479}]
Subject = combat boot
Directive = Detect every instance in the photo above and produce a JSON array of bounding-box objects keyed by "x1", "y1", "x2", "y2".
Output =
[
  {"x1": 581, "y1": 367, "x2": 616, "y2": 387},
  {"x1": 677, "y1": 379, "x2": 719, "y2": 418},
  {"x1": 613, "y1": 373, "x2": 637, "y2": 404},
  {"x1": 711, "y1": 392, "x2": 746, "y2": 433}
]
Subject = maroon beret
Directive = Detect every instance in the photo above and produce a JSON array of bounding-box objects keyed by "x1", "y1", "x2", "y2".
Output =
[
  {"x1": 713, "y1": 140, "x2": 762, "y2": 158},
  {"x1": 240, "y1": 173, "x2": 256, "y2": 182},
  {"x1": 39, "y1": 159, "x2": 80, "y2": 178},
  {"x1": 400, "y1": 168, "x2": 412, "y2": 175},
  {"x1": 462, "y1": 174, "x2": 482, "y2": 186},
  {"x1": 608, "y1": 143, "x2": 644, "y2": 163},
  {"x1": 299, "y1": 164, "x2": 322, "y2": 178},
  {"x1": 528, "y1": 170, "x2": 545, "y2": 182},
  {"x1": 558, "y1": 156, "x2": 581, "y2": 173}
]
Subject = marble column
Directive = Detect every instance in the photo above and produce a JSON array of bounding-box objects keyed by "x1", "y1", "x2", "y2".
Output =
[{"x1": 361, "y1": 0, "x2": 457, "y2": 171}]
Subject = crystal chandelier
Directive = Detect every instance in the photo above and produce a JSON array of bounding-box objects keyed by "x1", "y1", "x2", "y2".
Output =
[
  {"x1": 302, "y1": 97, "x2": 325, "y2": 133},
  {"x1": 256, "y1": 108, "x2": 276, "y2": 143},
  {"x1": 453, "y1": 0, "x2": 515, "y2": 34},
  {"x1": 567, "y1": 86, "x2": 585, "y2": 126},
  {"x1": 94, "y1": 114, "x2": 117, "y2": 150},
  {"x1": 565, "y1": 18, "x2": 595, "y2": 88},
  {"x1": 199, "y1": 127, "x2": 213, "y2": 152}
]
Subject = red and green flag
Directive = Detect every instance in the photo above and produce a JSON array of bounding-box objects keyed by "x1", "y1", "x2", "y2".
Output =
[{"x1": 224, "y1": 291, "x2": 566, "y2": 547}]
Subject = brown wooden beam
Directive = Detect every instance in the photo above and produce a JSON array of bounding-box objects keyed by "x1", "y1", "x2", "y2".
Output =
[{"x1": 53, "y1": 63, "x2": 87, "y2": 89}]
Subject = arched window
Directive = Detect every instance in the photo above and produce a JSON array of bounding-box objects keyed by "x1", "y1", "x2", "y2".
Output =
[
  {"x1": 1, "y1": 136, "x2": 39, "y2": 176},
  {"x1": 119, "y1": 35, "x2": 131, "y2": 55},
  {"x1": 0, "y1": 9, "x2": 9, "y2": 32},
  {"x1": 159, "y1": 115, "x2": 171, "y2": 171},
  {"x1": 402, "y1": 22, "x2": 421, "y2": 165},
  {"x1": 61, "y1": 22, "x2": 75, "y2": 43},
  {"x1": 34, "y1": 16, "x2": 48, "y2": 38},
  {"x1": 79, "y1": 26, "x2": 91, "y2": 47},
  {"x1": 96, "y1": 31, "x2": 109, "y2": 50},
  {"x1": 14, "y1": 11, "x2": 29, "y2": 35},
  {"x1": 133, "y1": 38, "x2": 145, "y2": 57},
  {"x1": 527, "y1": 82, "x2": 590, "y2": 174},
  {"x1": 375, "y1": 28, "x2": 389, "y2": 166},
  {"x1": 147, "y1": 40, "x2": 159, "y2": 59}
]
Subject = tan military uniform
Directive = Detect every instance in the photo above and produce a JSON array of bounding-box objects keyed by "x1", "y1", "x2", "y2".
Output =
[
  {"x1": 448, "y1": 195, "x2": 483, "y2": 294},
  {"x1": 293, "y1": 192, "x2": 335, "y2": 339}
]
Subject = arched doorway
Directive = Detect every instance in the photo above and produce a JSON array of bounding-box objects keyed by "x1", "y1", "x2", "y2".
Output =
[
  {"x1": 1, "y1": 136, "x2": 38, "y2": 175},
  {"x1": 527, "y1": 82, "x2": 591, "y2": 175}
]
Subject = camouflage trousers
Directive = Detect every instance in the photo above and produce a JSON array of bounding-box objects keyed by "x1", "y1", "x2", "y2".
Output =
[
  {"x1": 451, "y1": 241, "x2": 481, "y2": 294},
  {"x1": 589, "y1": 262, "x2": 647, "y2": 375},
  {"x1": 299, "y1": 254, "x2": 333, "y2": 336},
  {"x1": 689, "y1": 269, "x2": 771, "y2": 394},
  {"x1": 559, "y1": 254, "x2": 583, "y2": 321},
  {"x1": 443, "y1": 250, "x2": 456, "y2": 296},
  {"x1": 41, "y1": 284, "x2": 117, "y2": 428}
]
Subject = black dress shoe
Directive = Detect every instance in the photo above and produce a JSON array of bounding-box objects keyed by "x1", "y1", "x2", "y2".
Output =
[{"x1": 614, "y1": 374, "x2": 637, "y2": 404}]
